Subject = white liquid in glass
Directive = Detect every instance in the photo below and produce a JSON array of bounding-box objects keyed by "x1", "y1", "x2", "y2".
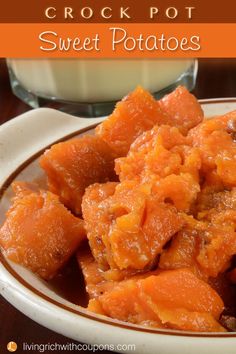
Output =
[{"x1": 8, "y1": 59, "x2": 195, "y2": 103}]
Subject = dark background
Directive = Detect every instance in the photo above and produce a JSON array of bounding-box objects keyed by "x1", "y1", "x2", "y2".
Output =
[{"x1": 1, "y1": 58, "x2": 236, "y2": 353}]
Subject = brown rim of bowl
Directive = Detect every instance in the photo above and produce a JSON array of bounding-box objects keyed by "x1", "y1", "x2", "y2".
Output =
[{"x1": 1, "y1": 98, "x2": 236, "y2": 338}]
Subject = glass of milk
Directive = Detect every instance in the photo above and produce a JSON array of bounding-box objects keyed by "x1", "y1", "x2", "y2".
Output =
[{"x1": 7, "y1": 59, "x2": 197, "y2": 117}]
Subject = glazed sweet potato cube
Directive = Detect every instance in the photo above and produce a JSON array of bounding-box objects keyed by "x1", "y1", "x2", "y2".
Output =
[
  {"x1": 189, "y1": 112, "x2": 236, "y2": 187},
  {"x1": 193, "y1": 189, "x2": 236, "y2": 277},
  {"x1": 116, "y1": 125, "x2": 186, "y2": 182},
  {"x1": 87, "y1": 277, "x2": 166, "y2": 328},
  {"x1": 196, "y1": 188, "x2": 236, "y2": 221},
  {"x1": 108, "y1": 198, "x2": 184, "y2": 270},
  {"x1": 216, "y1": 154, "x2": 236, "y2": 187},
  {"x1": 145, "y1": 307, "x2": 225, "y2": 332},
  {"x1": 159, "y1": 228, "x2": 205, "y2": 279},
  {"x1": 82, "y1": 180, "x2": 147, "y2": 269},
  {"x1": 88, "y1": 278, "x2": 154, "y2": 324},
  {"x1": 153, "y1": 173, "x2": 200, "y2": 212},
  {"x1": 116, "y1": 125, "x2": 201, "y2": 184},
  {"x1": 196, "y1": 224, "x2": 236, "y2": 278},
  {"x1": 89, "y1": 269, "x2": 225, "y2": 332},
  {"x1": 159, "y1": 85, "x2": 204, "y2": 135},
  {"x1": 77, "y1": 246, "x2": 115, "y2": 299},
  {"x1": 189, "y1": 111, "x2": 236, "y2": 147},
  {"x1": 40, "y1": 135, "x2": 117, "y2": 214},
  {"x1": 82, "y1": 180, "x2": 184, "y2": 270},
  {"x1": 0, "y1": 185, "x2": 86, "y2": 279},
  {"x1": 82, "y1": 182, "x2": 118, "y2": 269},
  {"x1": 196, "y1": 184, "x2": 229, "y2": 216},
  {"x1": 139, "y1": 269, "x2": 224, "y2": 319},
  {"x1": 160, "y1": 215, "x2": 236, "y2": 279},
  {"x1": 95, "y1": 86, "x2": 167, "y2": 157},
  {"x1": 11, "y1": 181, "x2": 40, "y2": 198},
  {"x1": 115, "y1": 125, "x2": 201, "y2": 214},
  {"x1": 77, "y1": 245, "x2": 150, "y2": 299}
]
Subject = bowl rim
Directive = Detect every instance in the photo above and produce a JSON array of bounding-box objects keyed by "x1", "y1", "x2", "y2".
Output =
[{"x1": 1, "y1": 97, "x2": 236, "y2": 339}]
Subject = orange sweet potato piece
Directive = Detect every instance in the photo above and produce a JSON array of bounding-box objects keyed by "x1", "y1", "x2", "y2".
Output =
[
  {"x1": 82, "y1": 180, "x2": 184, "y2": 271},
  {"x1": 77, "y1": 246, "x2": 115, "y2": 298},
  {"x1": 159, "y1": 227, "x2": 205, "y2": 279},
  {"x1": 40, "y1": 135, "x2": 117, "y2": 215},
  {"x1": 87, "y1": 278, "x2": 154, "y2": 324},
  {"x1": 0, "y1": 184, "x2": 85, "y2": 279},
  {"x1": 189, "y1": 112, "x2": 236, "y2": 187},
  {"x1": 196, "y1": 188, "x2": 236, "y2": 224},
  {"x1": 87, "y1": 277, "x2": 166, "y2": 328},
  {"x1": 116, "y1": 125, "x2": 187, "y2": 182},
  {"x1": 108, "y1": 198, "x2": 184, "y2": 270},
  {"x1": 140, "y1": 269, "x2": 223, "y2": 317},
  {"x1": 90, "y1": 269, "x2": 225, "y2": 332},
  {"x1": 192, "y1": 187, "x2": 236, "y2": 278},
  {"x1": 147, "y1": 307, "x2": 224, "y2": 332},
  {"x1": 216, "y1": 154, "x2": 236, "y2": 187},
  {"x1": 196, "y1": 224, "x2": 236, "y2": 278},
  {"x1": 95, "y1": 86, "x2": 167, "y2": 157},
  {"x1": 82, "y1": 182, "x2": 118, "y2": 269},
  {"x1": 159, "y1": 85, "x2": 204, "y2": 135},
  {"x1": 116, "y1": 126, "x2": 202, "y2": 206},
  {"x1": 153, "y1": 173, "x2": 200, "y2": 212},
  {"x1": 196, "y1": 184, "x2": 227, "y2": 217},
  {"x1": 77, "y1": 245, "x2": 160, "y2": 299},
  {"x1": 88, "y1": 298, "x2": 107, "y2": 316},
  {"x1": 11, "y1": 181, "x2": 40, "y2": 198},
  {"x1": 160, "y1": 215, "x2": 236, "y2": 279}
]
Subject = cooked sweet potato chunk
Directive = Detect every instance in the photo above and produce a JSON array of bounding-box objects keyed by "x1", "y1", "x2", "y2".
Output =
[
  {"x1": 95, "y1": 86, "x2": 167, "y2": 157},
  {"x1": 11, "y1": 181, "x2": 40, "y2": 198},
  {"x1": 196, "y1": 224, "x2": 236, "y2": 278},
  {"x1": 160, "y1": 217, "x2": 236, "y2": 279},
  {"x1": 139, "y1": 269, "x2": 223, "y2": 319},
  {"x1": 77, "y1": 246, "x2": 115, "y2": 298},
  {"x1": 82, "y1": 182, "x2": 118, "y2": 269},
  {"x1": 196, "y1": 185, "x2": 231, "y2": 216},
  {"x1": 0, "y1": 184, "x2": 85, "y2": 279},
  {"x1": 107, "y1": 198, "x2": 184, "y2": 270},
  {"x1": 40, "y1": 135, "x2": 117, "y2": 214},
  {"x1": 159, "y1": 227, "x2": 205, "y2": 279},
  {"x1": 189, "y1": 112, "x2": 236, "y2": 187},
  {"x1": 82, "y1": 180, "x2": 184, "y2": 270},
  {"x1": 153, "y1": 173, "x2": 200, "y2": 212},
  {"x1": 77, "y1": 245, "x2": 158, "y2": 299},
  {"x1": 159, "y1": 85, "x2": 204, "y2": 135},
  {"x1": 116, "y1": 125, "x2": 200, "y2": 212},
  {"x1": 116, "y1": 125, "x2": 189, "y2": 182},
  {"x1": 89, "y1": 269, "x2": 225, "y2": 332}
]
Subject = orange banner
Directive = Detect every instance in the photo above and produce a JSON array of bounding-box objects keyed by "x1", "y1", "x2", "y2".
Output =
[{"x1": 0, "y1": 23, "x2": 235, "y2": 58}]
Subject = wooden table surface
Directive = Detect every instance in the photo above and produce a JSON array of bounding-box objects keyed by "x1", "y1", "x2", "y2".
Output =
[{"x1": 1, "y1": 58, "x2": 236, "y2": 353}]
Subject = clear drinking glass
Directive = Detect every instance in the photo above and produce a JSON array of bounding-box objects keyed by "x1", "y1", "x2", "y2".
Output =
[{"x1": 7, "y1": 58, "x2": 198, "y2": 117}]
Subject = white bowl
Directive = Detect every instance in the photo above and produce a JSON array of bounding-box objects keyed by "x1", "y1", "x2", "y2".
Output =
[{"x1": 1, "y1": 99, "x2": 236, "y2": 354}]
